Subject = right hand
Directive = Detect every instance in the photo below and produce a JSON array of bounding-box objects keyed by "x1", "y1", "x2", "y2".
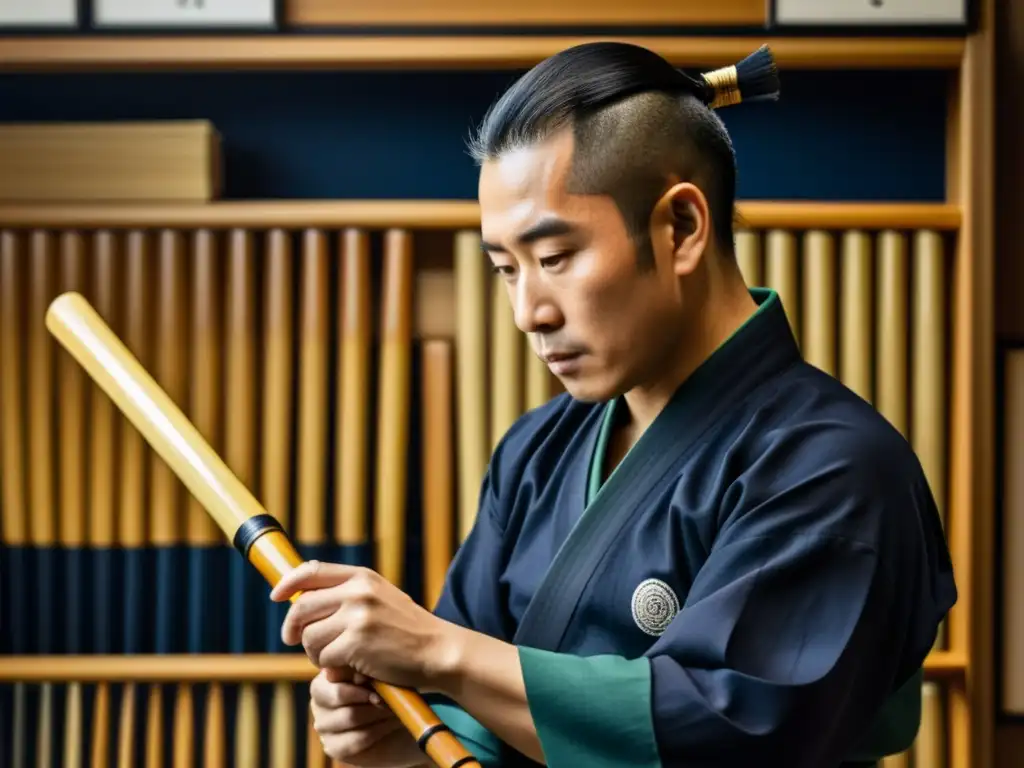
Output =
[{"x1": 309, "y1": 667, "x2": 421, "y2": 767}]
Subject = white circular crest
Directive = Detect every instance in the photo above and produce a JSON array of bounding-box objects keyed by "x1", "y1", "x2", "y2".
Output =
[{"x1": 631, "y1": 578, "x2": 680, "y2": 636}]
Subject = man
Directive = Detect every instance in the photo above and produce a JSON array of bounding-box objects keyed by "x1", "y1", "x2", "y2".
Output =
[{"x1": 270, "y1": 42, "x2": 957, "y2": 767}]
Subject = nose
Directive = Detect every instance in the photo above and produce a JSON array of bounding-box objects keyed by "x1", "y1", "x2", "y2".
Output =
[{"x1": 511, "y1": 270, "x2": 562, "y2": 335}]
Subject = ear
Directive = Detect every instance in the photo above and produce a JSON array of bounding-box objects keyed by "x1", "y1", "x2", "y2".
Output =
[{"x1": 651, "y1": 182, "x2": 711, "y2": 277}]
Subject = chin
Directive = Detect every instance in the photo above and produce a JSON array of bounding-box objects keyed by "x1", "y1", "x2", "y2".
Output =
[{"x1": 558, "y1": 377, "x2": 621, "y2": 404}]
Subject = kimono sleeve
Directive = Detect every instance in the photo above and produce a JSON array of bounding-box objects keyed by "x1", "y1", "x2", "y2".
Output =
[
  {"x1": 515, "y1": 430, "x2": 956, "y2": 768},
  {"x1": 424, "y1": 468, "x2": 511, "y2": 766},
  {"x1": 431, "y1": 464, "x2": 515, "y2": 641}
]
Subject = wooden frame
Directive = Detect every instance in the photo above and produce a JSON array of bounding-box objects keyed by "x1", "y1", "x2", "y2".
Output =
[
  {"x1": 0, "y1": 648, "x2": 972, "y2": 683},
  {"x1": 0, "y1": 35, "x2": 965, "y2": 71},
  {"x1": 995, "y1": 340, "x2": 1024, "y2": 723},
  {"x1": 0, "y1": 200, "x2": 964, "y2": 230},
  {"x1": 944, "y1": 0, "x2": 996, "y2": 764},
  {"x1": 0, "y1": 3, "x2": 996, "y2": 766}
]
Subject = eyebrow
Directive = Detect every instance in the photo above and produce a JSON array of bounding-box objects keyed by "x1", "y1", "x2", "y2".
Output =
[{"x1": 480, "y1": 216, "x2": 577, "y2": 253}]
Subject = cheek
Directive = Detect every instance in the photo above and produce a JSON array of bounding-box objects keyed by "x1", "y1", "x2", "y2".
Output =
[
  {"x1": 581, "y1": 275, "x2": 664, "y2": 351},
  {"x1": 564, "y1": 247, "x2": 676, "y2": 357}
]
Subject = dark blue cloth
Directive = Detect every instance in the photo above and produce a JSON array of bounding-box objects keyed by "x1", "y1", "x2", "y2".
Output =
[{"x1": 433, "y1": 289, "x2": 955, "y2": 767}]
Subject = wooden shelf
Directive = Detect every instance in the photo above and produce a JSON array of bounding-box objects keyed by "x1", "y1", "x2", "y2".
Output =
[
  {"x1": 926, "y1": 650, "x2": 971, "y2": 678},
  {"x1": 0, "y1": 650, "x2": 968, "y2": 683},
  {"x1": 0, "y1": 35, "x2": 965, "y2": 72},
  {"x1": 0, "y1": 654, "x2": 319, "y2": 683},
  {"x1": 0, "y1": 200, "x2": 962, "y2": 230}
]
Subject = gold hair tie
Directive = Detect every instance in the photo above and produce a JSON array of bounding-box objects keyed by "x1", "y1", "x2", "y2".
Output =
[
  {"x1": 696, "y1": 46, "x2": 779, "y2": 110},
  {"x1": 702, "y1": 65, "x2": 742, "y2": 109}
]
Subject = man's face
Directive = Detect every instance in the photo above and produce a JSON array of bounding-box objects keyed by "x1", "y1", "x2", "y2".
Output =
[{"x1": 477, "y1": 130, "x2": 688, "y2": 402}]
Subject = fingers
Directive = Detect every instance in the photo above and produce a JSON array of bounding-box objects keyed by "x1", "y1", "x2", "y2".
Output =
[
  {"x1": 280, "y1": 586, "x2": 349, "y2": 646},
  {"x1": 323, "y1": 667, "x2": 372, "y2": 688},
  {"x1": 315, "y1": 626, "x2": 366, "y2": 672},
  {"x1": 270, "y1": 560, "x2": 363, "y2": 602},
  {"x1": 312, "y1": 701, "x2": 393, "y2": 734},
  {"x1": 319, "y1": 717, "x2": 404, "y2": 763},
  {"x1": 294, "y1": 608, "x2": 349, "y2": 667},
  {"x1": 324, "y1": 667, "x2": 353, "y2": 684},
  {"x1": 309, "y1": 668, "x2": 398, "y2": 764},
  {"x1": 310, "y1": 670, "x2": 377, "y2": 708}
]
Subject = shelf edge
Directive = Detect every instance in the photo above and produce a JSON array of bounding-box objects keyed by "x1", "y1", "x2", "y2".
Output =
[
  {"x1": 0, "y1": 35, "x2": 966, "y2": 72},
  {"x1": 0, "y1": 200, "x2": 962, "y2": 230},
  {"x1": 0, "y1": 650, "x2": 968, "y2": 682}
]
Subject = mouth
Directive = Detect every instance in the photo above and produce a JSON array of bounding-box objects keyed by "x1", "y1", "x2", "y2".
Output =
[
  {"x1": 541, "y1": 351, "x2": 583, "y2": 375},
  {"x1": 541, "y1": 350, "x2": 580, "y2": 363}
]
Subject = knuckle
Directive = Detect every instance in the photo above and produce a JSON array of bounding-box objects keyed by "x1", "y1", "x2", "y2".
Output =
[
  {"x1": 312, "y1": 677, "x2": 355, "y2": 711},
  {"x1": 295, "y1": 592, "x2": 314, "y2": 614},
  {"x1": 320, "y1": 736, "x2": 339, "y2": 759},
  {"x1": 309, "y1": 678, "x2": 324, "y2": 702},
  {"x1": 329, "y1": 685, "x2": 347, "y2": 709},
  {"x1": 324, "y1": 741, "x2": 347, "y2": 762},
  {"x1": 301, "y1": 630, "x2": 320, "y2": 662},
  {"x1": 349, "y1": 605, "x2": 372, "y2": 631},
  {"x1": 353, "y1": 570, "x2": 377, "y2": 595},
  {"x1": 347, "y1": 729, "x2": 374, "y2": 755},
  {"x1": 309, "y1": 676, "x2": 332, "y2": 705},
  {"x1": 337, "y1": 706, "x2": 360, "y2": 731},
  {"x1": 324, "y1": 731, "x2": 361, "y2": 761},
  {"x1": 317, "y1": 642, "x2": 342, "y2": 669},
  {"x1": 312, "y1": 718, "x2": 327, "y2": 735}
]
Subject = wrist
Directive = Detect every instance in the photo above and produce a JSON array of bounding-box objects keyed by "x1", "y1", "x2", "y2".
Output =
[{"x1": 424, "y1": 620, "x2": 474, "y2": 696}]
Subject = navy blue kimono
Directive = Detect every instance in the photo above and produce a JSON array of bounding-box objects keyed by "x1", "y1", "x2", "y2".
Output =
[{"x1": 428, "y1": 287, "x2": 956, "y2": 768}]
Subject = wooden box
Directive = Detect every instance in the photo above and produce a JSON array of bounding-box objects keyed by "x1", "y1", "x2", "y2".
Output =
[{"x1": 0, "y1": 120, "x2": 222, "y2": 203}]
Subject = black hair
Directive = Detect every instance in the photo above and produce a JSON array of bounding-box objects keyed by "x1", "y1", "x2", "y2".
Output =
[{"x1": 467, "y1": 42, "x2": 779, "y2": 266}]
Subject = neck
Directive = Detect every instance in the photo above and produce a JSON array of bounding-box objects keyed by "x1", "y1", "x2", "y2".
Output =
[{"x1": 622, "y1": 262, "x2": 757, "y2": 434}]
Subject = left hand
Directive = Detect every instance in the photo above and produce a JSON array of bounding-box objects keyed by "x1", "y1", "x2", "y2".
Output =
[{"x1": 271, "y1": 561, "x2": 458, "y2": 690}]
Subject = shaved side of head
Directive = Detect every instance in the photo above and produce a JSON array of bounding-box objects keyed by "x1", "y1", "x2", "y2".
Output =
[
  {"x1": 467, "y1": 42, "x2": 739, "y2": 267},
  {"x1": 565, "y1": 91, "x2": 736, "y2": 267}
]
